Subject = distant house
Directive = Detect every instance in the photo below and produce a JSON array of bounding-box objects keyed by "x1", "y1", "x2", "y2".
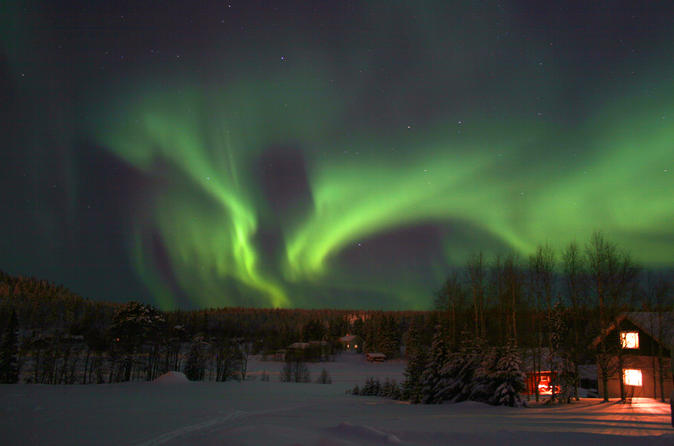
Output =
[
  {"x1": 365, "y1": 352, "x2": 386, "y2": 362},
  {"x1": 592, "y1": 312, "x2": 673, "y2": 400},
  {"x1": 524, "y1": 371, "x2": 559, "y2": 396},
  {"x1": 521, "y1": 349, "x2": 562, "y2": 396},
  {"x1": 338, "y1": 335, "x2": 363, "y2": 353}
]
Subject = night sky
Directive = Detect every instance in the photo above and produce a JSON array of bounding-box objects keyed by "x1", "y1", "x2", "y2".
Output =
[{"x1": 1, "y1": 1, "x2": 673, "y2": 309}]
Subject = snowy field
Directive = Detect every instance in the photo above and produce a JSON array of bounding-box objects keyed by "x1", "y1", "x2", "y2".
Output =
[{"x1": 1, "y1": 354, "x2": 672, "y2": 446}]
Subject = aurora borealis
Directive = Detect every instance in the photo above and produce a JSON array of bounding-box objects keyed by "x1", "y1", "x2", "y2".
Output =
[{"x1": 1, "y1": 1, "x2": 673, "y2": 309}]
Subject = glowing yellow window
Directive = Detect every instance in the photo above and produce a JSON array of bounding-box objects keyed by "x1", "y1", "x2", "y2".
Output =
[
  {"x1": 623, "y1": 369, "x2": 642, "y2": 386},
  {"x1": 620, "y1": 331, "x2": 639, "y2": 349}
]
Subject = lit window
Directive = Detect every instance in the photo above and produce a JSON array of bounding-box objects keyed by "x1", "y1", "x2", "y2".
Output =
[
  {"x1": 620, "y1": 331, "x2": 639, "y2": 349},
  {"x1": 623, "y1": 369, "x2": 642, "y2": 386},
  {"x1": 354, "y1": 344, "x2": 358, "y2": 349}
]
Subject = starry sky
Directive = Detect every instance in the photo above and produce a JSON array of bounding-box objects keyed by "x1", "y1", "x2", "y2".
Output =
[{"x1": 1, "y1": 1, "x2": 673, "y2": 309}]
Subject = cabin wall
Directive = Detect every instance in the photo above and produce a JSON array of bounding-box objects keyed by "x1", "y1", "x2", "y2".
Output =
[{"x1": 598, "y1": 355, "x2": 673, "y2": 399}]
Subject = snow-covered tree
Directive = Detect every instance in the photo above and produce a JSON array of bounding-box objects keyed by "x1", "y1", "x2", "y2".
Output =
[
  {"x1": 361, "y1": 376, "x2": 381, "y2": 395},
  {"x1": 468, "y1": 345, "x2": 500, "y2": 403},
  {"x1": 402, "y1": 347, "x2": 427, "y2": 403},
  {"x1": 419, "y1": 325, "x2": 449, "y2": 404},
  {"x1": 439, "y1": 334, "x2": 484, "y2": 403},
  {"x1": 402, "y1": 321, "x2": 427, "y2": 403},
  {"x1": 490, "y1": 339, "x2": 526, "y2": 407}
]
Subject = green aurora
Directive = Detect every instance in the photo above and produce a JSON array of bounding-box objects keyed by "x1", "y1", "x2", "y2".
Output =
[
  {"x1": 93, "y1": 73, "x2": 674, "y2": 309},
  {"x1": 2, "y1": 1, "x2": 673, "y2": 309}
]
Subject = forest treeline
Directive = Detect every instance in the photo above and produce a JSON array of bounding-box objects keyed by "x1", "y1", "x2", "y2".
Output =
[{"x1": 0, "y1": 232, "x2": 672, "y2": 388}]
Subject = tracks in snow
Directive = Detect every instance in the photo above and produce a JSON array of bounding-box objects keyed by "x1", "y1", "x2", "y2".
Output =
[
  {"x1": 133, "y1": 403, "x2": 315, "y2": 446},
  {"x1": 134, "y1": 410, "x2": 249, "y2": 446}
]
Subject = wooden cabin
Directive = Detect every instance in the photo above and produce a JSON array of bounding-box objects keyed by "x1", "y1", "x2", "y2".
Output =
[
  {"x1": 365, "y1": 352, "x2": 386, "y2": 362},
  {"x1": 592, "y1": 312, "x2": 673, "y2": 400},
  {"x1": 524, "y1": 371, "x2": 560, "y2": 395},
  {"x1": 338, "y1": 334, "x2": 363, "y2": 353}
]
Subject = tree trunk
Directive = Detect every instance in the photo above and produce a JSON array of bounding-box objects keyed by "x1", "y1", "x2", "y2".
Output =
[
  {"x1": 82, "y1": 349, "x2": 91, "y2": 384},
  {"x1": 618, "y1": 355, "x2": 625, "y2": 402}
]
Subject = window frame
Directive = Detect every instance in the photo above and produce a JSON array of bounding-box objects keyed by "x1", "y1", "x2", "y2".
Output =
[
  {"x1": 623, "y1": 369, "x2": 642, "y2": 387},
  {"x1": 619, "y1": 331, "x2": 639, "y2": 349}
]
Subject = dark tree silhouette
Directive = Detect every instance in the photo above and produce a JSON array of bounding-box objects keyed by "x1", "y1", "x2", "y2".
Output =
[{"x1": 0, "y1": 310, "x2": 20, "y2": 383}]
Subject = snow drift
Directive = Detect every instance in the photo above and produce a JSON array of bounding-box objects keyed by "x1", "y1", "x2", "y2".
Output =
[{"x1": 153, "y1": 371, "x2": 190, "y2": 384}]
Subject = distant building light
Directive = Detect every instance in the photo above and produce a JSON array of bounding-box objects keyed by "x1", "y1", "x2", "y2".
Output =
[
  {"x1": 620, "y1": 331, "x2": 639, "y2": 349},
  {"x1": 623, "y1": 369, "x2": 642, "y2": 386}
]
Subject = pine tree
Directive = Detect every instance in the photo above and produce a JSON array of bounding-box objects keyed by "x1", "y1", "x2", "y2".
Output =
[
  {"x1": 419, "y1": 325, "x2": 449, "y2": 404},
  {"x1": 403, "y1": 347, "x2": 428, "y2": 403},
  {"x1": 402, "y1": 321, "x2": 427, "y2": 403},
  {"x1": 468, "y1": 345, "x2": 500, "y2": 403},
  {"x1": 0, "y1": 310, "x2": 20, "y2": 383},
  {"x1": 490, "y1": 339, "x2": 526, "y2": 407},
  {"x1": 378, "y1": 316, "x2": 400, "y2": 358},
  {"x1": 439, "y1": 334, "x2": 483, "y2": 403}
]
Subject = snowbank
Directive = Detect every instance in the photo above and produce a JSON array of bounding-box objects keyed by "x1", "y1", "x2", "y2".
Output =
[{"x1": 152, "y1": 371, "x2": 190, "y2": 384}]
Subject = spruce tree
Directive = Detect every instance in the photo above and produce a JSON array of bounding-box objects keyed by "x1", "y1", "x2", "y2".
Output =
[
  {"x1": 402, "y1": 320, "x2": 427, "y2": 403},
  {"x1": 378, "y1": 316, "x2": 400, "y2": 358},
  {"x1": 419, "y1": 325, "x2": 449, "y2": 404},
  {"x1": 468, "y1": 345, "x2": 500, "y2": 403},
  {"x1": 490, "y1": 339, "x2": 526, "y2": 407},
  {"x1": 440, "y1": 334, "x2": 483, "y2": 403},
  {"x1": 403, "y1": 347, "x2": 428, "y2": 403},
  {"x1": 0, "y1": 310, "x2": 19, "y2": 383}
]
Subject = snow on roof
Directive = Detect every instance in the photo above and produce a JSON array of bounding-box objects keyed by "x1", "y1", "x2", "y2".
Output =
[
  {"x1": 623, "y1": 311, "x2": 674, "y2": 347},
  {"x1": 339, "y1": 335, "x2": 360, "y2": 343},
  {"x1": 592, "y1": 311, "x2": 674, "y2": 349},
  {"x1": 520, "y1": 348, "x2": 561, "y2": 371}
]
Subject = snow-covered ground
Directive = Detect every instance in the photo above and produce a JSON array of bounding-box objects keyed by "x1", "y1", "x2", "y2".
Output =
[{"x1": 1, "y1": 354, "x2": 672, "y2": 445}]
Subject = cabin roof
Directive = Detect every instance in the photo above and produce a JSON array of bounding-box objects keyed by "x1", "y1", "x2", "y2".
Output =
[
  {"x1": 592, "y1": 311, "x2": 674, "y2": 349},
  {"x1": 338, "y1": 335, "x2": 360, "y2": 343}
]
